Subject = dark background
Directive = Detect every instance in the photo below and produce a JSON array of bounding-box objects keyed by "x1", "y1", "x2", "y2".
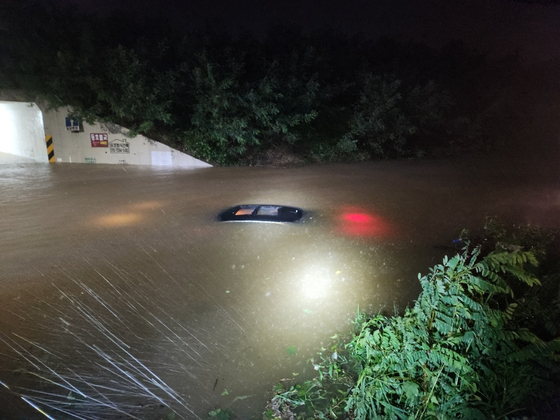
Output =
[{"x1": 44, "y1": 0, "x2": 560, "y2": 62}]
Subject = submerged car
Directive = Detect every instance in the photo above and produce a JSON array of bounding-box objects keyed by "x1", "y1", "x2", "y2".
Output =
[{"x1": 217, "y1": 204, "x2": 304, "y2": 223}]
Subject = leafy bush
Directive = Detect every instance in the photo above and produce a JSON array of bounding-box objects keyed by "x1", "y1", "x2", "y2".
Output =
[
  {"x1": 184, "y1": 52, "x2": 319, "y2": 165},
  {"x1": 472, "y1": 219, "x2": 560, "y2": 342},
  {"x1": 0, "y1": 1, "x2": 494, "y2": 165},
  {"x1": 338, "y1": 75, "x2": 452, "y2": 159},
  {"x1": 267, "y1": 243, "x2": 560, "y2": 419}
]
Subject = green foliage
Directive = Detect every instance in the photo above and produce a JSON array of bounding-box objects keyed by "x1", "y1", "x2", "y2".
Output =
[
  {"x1": 339, "y1": 74, "x2": 452, "y2": 159},
  {"x1": 343, "y1": 74, "x2": 414, "y2": 157},
  {"x1": 61, "y1": 44, "x2": 177, "y2": 136},
  {"x1": 0, "y1": 1, "x2": 178, "y2": 136},
  {"x1": 184, "y1": 52, "x2": 319, "y2": 164},
  {"x1": 472, "y1": 219, "x2": 560, "y2": 342},
  {"x1": 0, "y1": 1, "x2": 495, "y2": 165},
  {"x1": 268, "y1": 242, "x2": 560, "y2": 419}
]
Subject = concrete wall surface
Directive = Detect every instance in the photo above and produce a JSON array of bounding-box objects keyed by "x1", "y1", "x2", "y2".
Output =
[
  {"x1": 41, "y1": 106, "x2": 212, "y2": 168},
  {"x1": 0, "y1": 101, "x2": 48, "y2": 162},
  {"x1": 0, "y1": 97, "x2": 211, "y2": 169}
]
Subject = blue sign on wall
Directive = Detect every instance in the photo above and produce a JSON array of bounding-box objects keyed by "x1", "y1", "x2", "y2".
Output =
[{"x1": 65, "y1": 117, "x2": 80, "y2": 132}]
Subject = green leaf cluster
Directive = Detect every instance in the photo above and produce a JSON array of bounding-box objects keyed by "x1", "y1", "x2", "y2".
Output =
[
  {"x1": 337, "y1": 76, "x2": 452, "y2": 159},
  {"x1": 185, "y1": 50, "x2": 319, "y2": 164},
  {"x1": 269, "y1": 244, "x2": 560, "y2": 419}
]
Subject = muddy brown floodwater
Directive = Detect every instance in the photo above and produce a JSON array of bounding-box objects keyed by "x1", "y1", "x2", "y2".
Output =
[{"x1": 0, "y1": 155, "x2": 558, "y2": 419}]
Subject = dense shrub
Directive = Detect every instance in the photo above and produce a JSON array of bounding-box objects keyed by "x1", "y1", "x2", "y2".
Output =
[
  {"x1": 267, "y1": 234, "x2": 560, "y2": 419},
  {"x1": 0, "y1": 1, "x2": 511, "y2": 165}
]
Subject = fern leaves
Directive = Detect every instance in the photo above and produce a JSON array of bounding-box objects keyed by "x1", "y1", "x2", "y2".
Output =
[
  {"x1": 271, "y1": 243, "x2": 559, "y2": 419},
  {"x1": 343, "y1": 247, "x2": 555, "y2": 419}
]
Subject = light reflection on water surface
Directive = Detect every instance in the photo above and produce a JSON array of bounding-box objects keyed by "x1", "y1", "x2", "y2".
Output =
[{"x1": 0, "y1": 157, "x2": 558, "y2": 418}]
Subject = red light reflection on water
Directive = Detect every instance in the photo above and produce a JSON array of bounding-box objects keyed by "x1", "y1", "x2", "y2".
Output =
[
  {"x1": 344, "y1": 213, "x2": 373, "y2": 223},
  {"x1": 337, "y1": 206, "x2": 394, "y2": 238}
]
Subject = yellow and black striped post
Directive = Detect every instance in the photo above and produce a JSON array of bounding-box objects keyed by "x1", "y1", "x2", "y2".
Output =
[{"x1": 45, "y1": 135, "x2": 55, "y2": 163}]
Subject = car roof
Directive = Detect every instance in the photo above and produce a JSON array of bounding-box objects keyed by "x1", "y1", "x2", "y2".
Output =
[{"x1": 217, "y1": 204, "x2": 304, "y2": 223}]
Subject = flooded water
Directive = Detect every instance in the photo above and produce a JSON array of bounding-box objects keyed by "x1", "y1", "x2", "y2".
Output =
[{"x1": 0, "y1": 155, "x2": 559, "y2": 419}]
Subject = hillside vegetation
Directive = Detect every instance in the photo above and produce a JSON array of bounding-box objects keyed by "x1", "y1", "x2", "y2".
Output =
[{"x1": 0, "y1": 1, "x2": 524, "y2": 165}]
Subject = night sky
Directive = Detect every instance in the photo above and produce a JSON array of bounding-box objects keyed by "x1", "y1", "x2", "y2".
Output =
[{"x1": 45, "y1": 0, "x2": 560, "y2": 62}]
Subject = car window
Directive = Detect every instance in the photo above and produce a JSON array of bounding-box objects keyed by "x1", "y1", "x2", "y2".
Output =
[
  {"x1": 257, "y1": 206, "x2": 280, "y2": 216},
  {"x1": 235, "y1": 206, "x2": 257, "y2": 216}
]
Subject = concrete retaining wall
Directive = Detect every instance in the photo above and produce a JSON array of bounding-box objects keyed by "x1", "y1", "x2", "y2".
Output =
[
  {"x1": 41, "y1": 106, "x2": 211, "y2": 168},
  {"x1": 0, "y1": 98, "x2": 211, "y2": 169}
]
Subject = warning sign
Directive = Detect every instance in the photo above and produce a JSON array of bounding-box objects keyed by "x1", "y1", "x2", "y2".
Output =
[{"x1": 90, "y1": 133, "x2": 109, "y2": 147}]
